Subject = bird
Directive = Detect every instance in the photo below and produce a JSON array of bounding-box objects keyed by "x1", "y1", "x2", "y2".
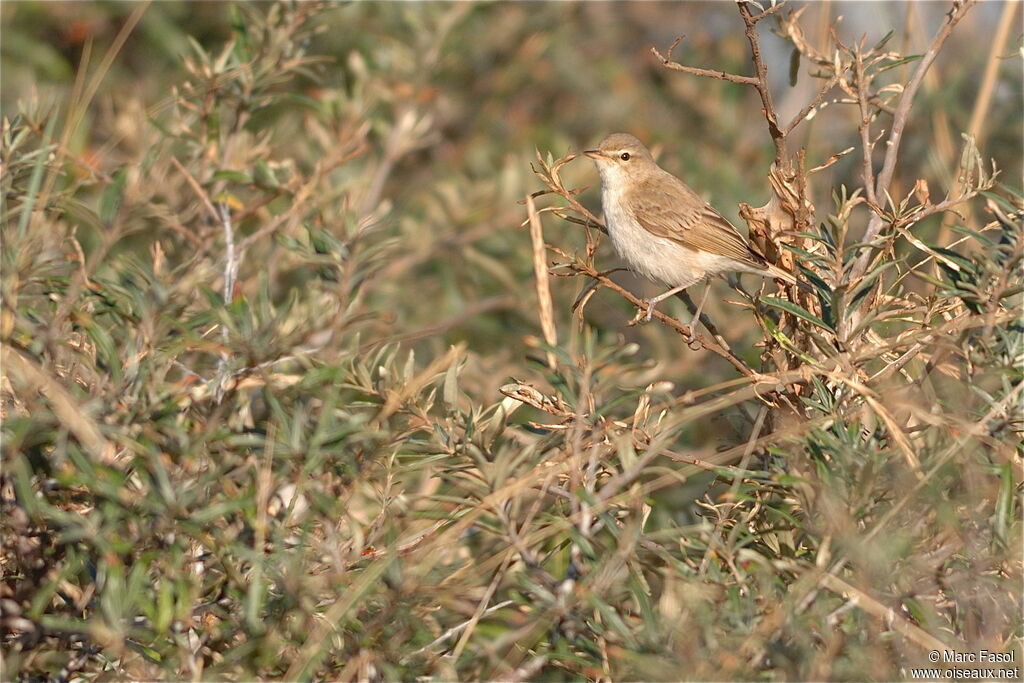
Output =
[{"x1": 583, "y1": 133, "x2": 797, "y2": 323}]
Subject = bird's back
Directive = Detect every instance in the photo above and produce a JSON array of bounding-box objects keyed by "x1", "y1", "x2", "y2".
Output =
[{"x1": 625, "y1": 167, "x2": 769, "y2": 271}]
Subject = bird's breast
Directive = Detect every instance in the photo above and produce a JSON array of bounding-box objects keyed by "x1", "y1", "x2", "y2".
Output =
[{"x1": 600, "y1": 186, "x2": 709, "y2": 290}]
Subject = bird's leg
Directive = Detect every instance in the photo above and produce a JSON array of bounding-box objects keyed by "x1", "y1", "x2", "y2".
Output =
[
  {"x1": 688, "y1": 282, "x2": 711, "y2": 331},
  {"x1": 640, "y1": 285, "x2": 689, "y2": 322}
]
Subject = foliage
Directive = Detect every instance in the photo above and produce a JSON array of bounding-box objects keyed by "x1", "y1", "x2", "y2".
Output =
[{"x1": 2, "y1": 2, "x2": 1021, "y2": 681}]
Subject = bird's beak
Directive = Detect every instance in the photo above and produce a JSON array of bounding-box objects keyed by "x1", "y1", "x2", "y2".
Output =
[{"x1": 583, "y1": 149, "x2": 604, "y2": 159}]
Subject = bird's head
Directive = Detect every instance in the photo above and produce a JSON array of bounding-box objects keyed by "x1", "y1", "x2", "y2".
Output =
[{"x1": 583, "y1": 133, "x2": 657, "y2": 184}]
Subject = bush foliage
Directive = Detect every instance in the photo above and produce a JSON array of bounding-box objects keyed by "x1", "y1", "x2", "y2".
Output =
[{"x1": 2, "y1": 2, "x2": 1021, "y2": 681}]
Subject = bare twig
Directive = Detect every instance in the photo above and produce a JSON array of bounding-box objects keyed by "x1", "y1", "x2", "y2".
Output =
[
  {"x1": 783, "y1": 72, "x2": 841, "y2": 136},
  {"x1": 817, "y1": 572, "x2": 953, "y2": 652},
  {"x1": 237, "y1": 137, "x2": 369, "y2": 253},
  {"x1": 3, "y1": 346, "x2": 118, "y2": 465},
  {"x1": 698, "y1": 404, "x2": 768, "y2": 576},
  {"x1": 850, "y1": 0, "x2": 976, "y2": 281},
  {"x1": 653, "y1": 3, "x2": 793, "y2": 168},
  {"x1": 863, "y1": 381, "x2": 1024, "y2": 544},
  {"x1": 651, "y1": 38, "x2": 758, "y2": 86},
  {"x1": 491, "y1": 655, "x2": 550, "y2": 683},
  {"x1": 529, "y1": 152, "x2": 605, "y2": 232},
  {"x1": 853, "y1": 48, "x2": 879, "y2": 209},
  {"x1": 737, "y1": 1, "x2": 787, "y2": 167},
  {"x1": 750, "y1": 1, "x2": 789, "y2": 24},
  {"x1": 359, "y1": 108, "x2": 430, "y2": 218},
  {"x1": 936, "y1": 0, "x2": 1018, "y2": 243},
  {"x1": 218, "y1": 202, "x2": 238, "y2": 308}
]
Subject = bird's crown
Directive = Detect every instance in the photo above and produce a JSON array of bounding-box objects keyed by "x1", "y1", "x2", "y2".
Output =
[{"x1": 585, "y1": 133, "x2": 656, "y2": 167}]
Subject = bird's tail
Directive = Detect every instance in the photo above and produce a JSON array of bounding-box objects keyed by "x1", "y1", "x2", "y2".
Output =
[
  {"x1": 764, "y1": 263, "x2": 797, "y2": 285},
  {"x1": 764, "y1": 263, "x2": 816, "y2": 293}
]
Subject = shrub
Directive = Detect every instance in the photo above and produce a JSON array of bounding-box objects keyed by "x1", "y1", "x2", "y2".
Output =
[{"x1": 2, "y1": 2, "x2": 1020, "y2": 680}]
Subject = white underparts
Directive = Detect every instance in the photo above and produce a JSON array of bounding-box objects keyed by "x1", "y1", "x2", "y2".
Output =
[{"x1": 599, "y1": 167, "x2": 767, "y2": 289}]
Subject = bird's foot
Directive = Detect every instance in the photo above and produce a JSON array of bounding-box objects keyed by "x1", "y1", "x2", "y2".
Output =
[
  {"x1": 628, "y1": 301, "x2": 656, "y2": 326},
  {"x1": 629, "y1": 299, "x2": 657, "y2": 324},
  {"x1": 644, "y1": 299, "x2": 657, "y2": 322}
]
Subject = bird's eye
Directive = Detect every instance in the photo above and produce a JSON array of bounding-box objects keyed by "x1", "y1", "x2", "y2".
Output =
[{"x1": 620, "y1": 152, "x2": 631, "y2": 161}]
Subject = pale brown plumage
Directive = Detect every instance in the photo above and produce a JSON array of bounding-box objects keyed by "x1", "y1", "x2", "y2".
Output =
[
  {"x1": 624, "y1": 177, "x2": 774, "y2": 273},
  {"x1": 584, "y1": 133, "x2": 796, "y2": 322}
]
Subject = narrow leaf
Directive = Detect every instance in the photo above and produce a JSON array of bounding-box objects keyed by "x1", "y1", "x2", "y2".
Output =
[{"x1": 762, "y1": 296, "x2": 834, "y2": 332}]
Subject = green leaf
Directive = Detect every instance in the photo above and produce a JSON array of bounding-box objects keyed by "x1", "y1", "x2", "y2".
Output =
[
  {"x1": 872, "y1": 30, "x2": 895, "y2": 52},
  {"x1": 253, "y1": 160, "x2": 279, "y2": 189},
  {"x1": 761, "y1": 316, "x2": 818, "y2": 363},
  {"x1": 783, "y1": 243, "x2": 829, "y2": 264},
  {"x1": 846, "y1": 261, "x2": 896, "y2": 317},
  {"x1": 878, "y1": 54, "x2": 923, "y2": 73},
  {"x1": 18, "y1": 113, "x2": 58, "y2": 238},
  {"x1": 762, "y1": 296, "x2": 834, "y2": 332},
  {"x1": 86, "y1": 320, "x2": 122, "y2": 384},
  {"x1": 212, "y1": 169, "x2": 253, "y2": 184},
  {"x1": 948, "y1": 222, "x2": 997, "y2": 248},
  {"x1": 99, "y1": 168, "x2": 127, "y2": 225}
]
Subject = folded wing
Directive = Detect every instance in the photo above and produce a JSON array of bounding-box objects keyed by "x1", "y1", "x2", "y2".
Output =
[{"x1": 626, "y1": 176, "x2": 769, "y2": 271}]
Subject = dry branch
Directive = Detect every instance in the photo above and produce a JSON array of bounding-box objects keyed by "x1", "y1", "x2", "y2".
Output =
[{"x1": 850, "y1": 0, "x2": 977, "y2": 280}]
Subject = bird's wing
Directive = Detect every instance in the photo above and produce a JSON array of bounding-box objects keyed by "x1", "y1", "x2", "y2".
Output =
[{"x1": 627, "y1": 177, "x2": 768, "y2": 270}]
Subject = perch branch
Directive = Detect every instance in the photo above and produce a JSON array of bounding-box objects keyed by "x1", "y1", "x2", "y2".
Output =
[{"x1": 566, "y1": 261, "x2": 757, "y2": 378}]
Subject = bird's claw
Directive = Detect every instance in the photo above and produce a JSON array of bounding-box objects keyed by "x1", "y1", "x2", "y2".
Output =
[
  {"x1": 644, "y1": 300, "x2": 656, "y2": 322},
  {"x1": 628, "y1": 300, "x2": 658, "y2": 325}
]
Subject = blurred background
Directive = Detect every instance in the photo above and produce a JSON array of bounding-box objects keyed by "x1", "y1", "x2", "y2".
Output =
[{"x1": 2, "y1": 2, "x2": 1020, "y2": 680}]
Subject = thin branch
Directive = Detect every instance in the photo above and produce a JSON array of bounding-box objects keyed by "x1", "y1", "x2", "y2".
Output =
[
  {"x1": 817, "y1": 572, "x2": 954, "y2": 653},
  {"x1": 676, "y1": 289, "x2": 743, "y2": 366},
  {"x1": 650, "y1": 42, "x2": 758, "y2": 86},
  {"x1": 737, "y1": 2, "x2": 787, "y2": 167},
  {"x1": 529, "y1": 152, "x2": 605, "y2": 231},
  {"x1": 170, "y1": 155, "x2": 219, "y2": 222},
  {"x1": 2, "y1": 346, "x2": 117, "y2": 465},
  {"x1": 750, "y1": 1, "x2": 789, "y2": 24},
  {"x1": 850, "y1": 0, "x2": 976, "y2": 280},
  {"x1": 218, "y1": 202, "x2": 238, "y2": 310},
  {"x1": 784, "y1": 73, "x2": 841, "y2": 136},
  {"x1": 937, "y1": 0, "x2": 1018, "y2": 242},
  {"x1": 699, "y1": 404, "x2": 768, "y2": 576},
  {"x1": 853, "y1": 47, "x2": 879, "y2": 208},
  {"x1": 411, "y1": 600, "x2": 516, "y2": 656},
  {"x1": 653, "y1": 5, "x2": 790, "y2": 168},
  {"x1": 566, "y1": 260, "x2": 757, "y2": 378},
  {"x1": 493, "y1": 655, "x2": 550, "y2": 683}
]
